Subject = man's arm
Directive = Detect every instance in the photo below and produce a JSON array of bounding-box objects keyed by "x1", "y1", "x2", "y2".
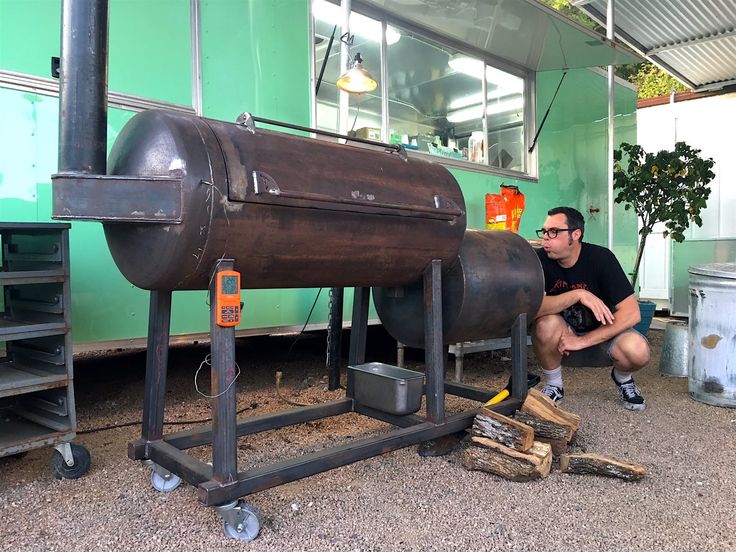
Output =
[
  {"x1": 536, "y1": 289, "x2": 615, "y2": 325},
  {"x1": 557, "y1": 293, "x2": 641, "y2": 354}
]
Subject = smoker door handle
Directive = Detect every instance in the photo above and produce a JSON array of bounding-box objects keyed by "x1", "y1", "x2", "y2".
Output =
[{"x1": 252, "y1": 171, "x2": 463, "y2": 220}]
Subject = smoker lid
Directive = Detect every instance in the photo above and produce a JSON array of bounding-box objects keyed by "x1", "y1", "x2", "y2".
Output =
[{"x1": 689, "y1": 263, "x2": 736, "y2": 279}]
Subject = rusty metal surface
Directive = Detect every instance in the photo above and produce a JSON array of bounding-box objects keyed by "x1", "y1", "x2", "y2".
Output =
[
  {"x1": 98, "y1": 109, "x2": 466, "y2": 290},
  {"x1": 57, "y1": 0, "x2": 108, "y2": 175},
  {"x1": 373, "y1": 229, "x2": 544, "y2": 347},
  {"x1": 51, "y1": 174, "x2": 183, "y2": 222}
]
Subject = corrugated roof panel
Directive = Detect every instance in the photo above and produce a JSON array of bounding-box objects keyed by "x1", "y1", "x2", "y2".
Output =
[
  {"x1": 582, "y1": 0, "x2": 736, "y2": 89},
  {"x1": 660, "y1": 37, "x2": 736, "y2": 86}
]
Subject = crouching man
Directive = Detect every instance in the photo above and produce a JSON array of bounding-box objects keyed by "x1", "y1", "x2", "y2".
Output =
[{"x1": 532, "y1": 207, "x2": 650, "y2": 411}]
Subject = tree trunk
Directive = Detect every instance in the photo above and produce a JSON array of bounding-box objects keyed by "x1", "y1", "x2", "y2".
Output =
[{"x1": 630, "y1": 230, "x2": 650, "y2": 291}]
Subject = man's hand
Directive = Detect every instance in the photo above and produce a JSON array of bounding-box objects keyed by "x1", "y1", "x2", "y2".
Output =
[
  {"x1": 578, "y1": 290, "x2": 615, "y2": 325},
  {"x1": 558, "y1": 327, "x2": 588, "y2": 356}
]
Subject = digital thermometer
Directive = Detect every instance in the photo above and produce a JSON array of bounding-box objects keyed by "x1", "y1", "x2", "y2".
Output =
[{"x1": 215, "y1": 270, "x2": 241, "y2": 327}]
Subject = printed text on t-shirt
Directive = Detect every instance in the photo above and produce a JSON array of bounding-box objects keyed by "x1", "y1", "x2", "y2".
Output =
[{"x1": 549, "y1": 280, "x2": 589, "y2": 293}]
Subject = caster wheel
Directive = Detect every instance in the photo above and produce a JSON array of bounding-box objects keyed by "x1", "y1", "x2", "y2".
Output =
[
  {"x1": 150, "y1": 470, "x2": 182, "y2": 492},
  {"x1": 222, "y1": 503, "x2": 261, "y2": 541},
  {"x1": 51, "y1": 443, "x2": 91, "y2": 480}
]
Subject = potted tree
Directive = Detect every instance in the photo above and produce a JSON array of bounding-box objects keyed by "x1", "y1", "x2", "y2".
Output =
[{"x1": 613, "y1": 141, "x2": 715, "y2": 334}]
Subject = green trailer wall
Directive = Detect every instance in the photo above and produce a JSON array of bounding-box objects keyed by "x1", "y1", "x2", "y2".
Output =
[{"x1": 0, "y1": 0, "x2": 637, "y2": 348}]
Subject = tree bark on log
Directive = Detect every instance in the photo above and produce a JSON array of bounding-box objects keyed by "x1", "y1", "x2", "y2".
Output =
[
  {"x1": 560, "y1": 453, "x2": 646, "y2": 481},
  {"x1": 463, "y1": 437, "x2": 552, "y2": 482},
  {"x1": 472, "y1": 407, "x2": 535, "y2": 451},
  {"x1": 514, "y1": 412, "x2": 570, "y2": 441},
  {"x1": 536, "y1": 436, "x2": 568, "y2": 457},
  {"x1": 518, "y1": 388, "x2": 581, "y2": 441}
]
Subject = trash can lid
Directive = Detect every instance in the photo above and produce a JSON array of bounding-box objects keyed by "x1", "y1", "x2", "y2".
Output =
[{"x1": 689, "y1": 262, "x2": 736, "y2": 279}]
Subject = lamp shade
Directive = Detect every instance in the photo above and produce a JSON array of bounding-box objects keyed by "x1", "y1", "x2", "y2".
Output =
[{"x1": 336, "y1": 53, "x2": 377, "y2": 94}]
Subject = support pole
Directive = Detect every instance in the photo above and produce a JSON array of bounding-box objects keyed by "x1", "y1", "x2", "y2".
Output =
[
  {"x1": 210, "y1": 260, "x2": 238, "y2": 485},
  {"x1": 141, "y1": 291, "x2": 172, "y2": 443},
  {"x1": 423, "y1": 260, "x2": 445, "y2": 424},
  {"x1": 348, "y1": 287, "x2": 370, "y2": 368},
  {"x1": 338, "y1": 0, "x2": 351, "y2": 137},
  {"x1": 606, "y1": 0, "x2": 616, "y2": 250},
  {"x1": 510, "y1": 313, "x2": 529, "y2": 402},
  {"x1": 327, "y1": 287, "x2": 344, "y2": 390}
]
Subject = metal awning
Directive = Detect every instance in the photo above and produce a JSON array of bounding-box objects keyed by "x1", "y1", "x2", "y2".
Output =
[
  {"x1": 356, "y1": 0, "x2": 641, "y2": 72},
  {"x1": 578, "y1": 0, "x2": 736, "y2": 91}
]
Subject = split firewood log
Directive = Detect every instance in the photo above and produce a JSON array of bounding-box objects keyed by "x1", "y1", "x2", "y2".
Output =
[
  {"x1": 535, "y1": 436, "x2": 568, "y2": 457},
  {"x1": 560, "y1": 453, "x2": 646, "y2": 481},
  {"x1": 515, "y1": 388, "x2": 581, "y2": 442},
  {"x1": 472, "y1": 407, "x2": 535, "y2": 452},
  {"x1": 463, "y1": 437, "x2": 552, "y2": 482}
]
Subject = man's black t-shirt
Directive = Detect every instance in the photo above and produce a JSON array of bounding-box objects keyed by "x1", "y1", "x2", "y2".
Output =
[{"x1": 536, "y1": 242, "x2": 634, "y2": 332}]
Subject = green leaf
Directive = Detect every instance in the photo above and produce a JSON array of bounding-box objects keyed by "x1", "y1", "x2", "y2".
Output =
[{"x1": 612, "y1": 141, "x2": 716, "y2": 286}]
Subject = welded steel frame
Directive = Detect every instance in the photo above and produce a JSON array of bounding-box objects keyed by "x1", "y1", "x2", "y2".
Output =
[{"x1": 129, "y1": 259, "x2": 530, "y2": 507}]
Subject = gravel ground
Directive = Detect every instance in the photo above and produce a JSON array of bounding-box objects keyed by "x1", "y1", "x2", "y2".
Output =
[{"x1": 1, "y1": 327, "x2": 735, "y2": 552}]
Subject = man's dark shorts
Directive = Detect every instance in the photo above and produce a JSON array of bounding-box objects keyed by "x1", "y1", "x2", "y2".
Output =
[{"x1": 567, "y1": 325, "x2": 649, "y2": 358}]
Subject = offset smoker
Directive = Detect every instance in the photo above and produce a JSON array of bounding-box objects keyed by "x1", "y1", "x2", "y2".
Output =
[
  {"x1": 55, "y1": 2, "x2": 538, "y2": 540},
  {"x1": 55, "y1": 109, "x2": 466, "y2": 290},
  {"x1": 53, "y1": 110, "x2": 538, "y2": 540}
]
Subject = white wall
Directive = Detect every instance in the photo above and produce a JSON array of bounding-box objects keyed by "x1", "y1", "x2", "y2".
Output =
[
  {"x1": 637, "y1": 92, "x2": 736, "y2": 308},
  {"x1": 638, "y1": 93, "x2": 736, "y2": 239}
]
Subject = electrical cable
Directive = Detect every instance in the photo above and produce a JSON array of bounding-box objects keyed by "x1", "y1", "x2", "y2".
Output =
[
  {"x1": 78, "y1": 277, "x2": 328, "y2": 433},
  {"x1": 273, "y1": 288, "x2": 324, "y2": 407},
  {"x1": 350, "y1": 102, "x2": 361, "y2": 133},
  {"x1": 76, "y1": 403, "x2": 259, "y2": 435},
  {"x1": 194, "y1": 354, "x2": 241, "y2": 399}
]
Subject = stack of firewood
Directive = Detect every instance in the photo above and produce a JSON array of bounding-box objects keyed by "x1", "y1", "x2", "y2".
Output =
[{"x1": 462, "y1": 388, "x2": 646, "y2": 482}]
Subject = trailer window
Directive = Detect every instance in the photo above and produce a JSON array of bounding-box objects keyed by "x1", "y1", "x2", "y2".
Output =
[{"x1": 312, "y1": 0, "x2": 534, "y2": 178}]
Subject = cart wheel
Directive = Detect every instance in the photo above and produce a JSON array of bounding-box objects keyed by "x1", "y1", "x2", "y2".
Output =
[
  {"x1": 51, "y1": 443, "x2": 91, "y2": 480},
  {"x1": 150, "y1": 470, "x2": 182, "y2": 492},
  {"x1": 222, "y1": 502, "x2": 261, "y2": 541}
]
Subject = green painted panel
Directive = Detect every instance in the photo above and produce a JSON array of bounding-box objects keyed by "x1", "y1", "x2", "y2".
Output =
[
  {"x1": 0, "y1": 88, "x2": 57, "y2": 222},
  {"x1": 108, "y1": 0, "x2": 192, "y2": 105},
  {"x1": 0, "y1": 0, "x2": 191, "y2": 105},
  {"x1": 535, "y1": 69, "x2": 638, "y2": 273},
  {"x1": 200, "y1": 0, "x2": 310, "y2": 125},
  {"x1": 0, "y1": 0, "x2": 60, "y2": 78},
  {"x1": 538, "y1": 69, "x2": 637, "y2": 133}
]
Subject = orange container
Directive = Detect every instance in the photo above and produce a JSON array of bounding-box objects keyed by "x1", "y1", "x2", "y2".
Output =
[
  {"x1": 501, "y1": 184, "x2": 525, "y2": 233},
  {"x1": 485, "y1": 193, "x2": 507, "y2": 230},
  {"x1": 485, "y1": 185, "x2": 525, "y2": 232}
]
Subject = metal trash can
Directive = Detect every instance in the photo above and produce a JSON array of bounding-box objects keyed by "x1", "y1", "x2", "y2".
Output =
[
  {"x1": 688, "y1": 263, "x2": 736, "y2": 407},
  {"x1": 659, "y1": 321, "x2": 689, "y2": 377}
]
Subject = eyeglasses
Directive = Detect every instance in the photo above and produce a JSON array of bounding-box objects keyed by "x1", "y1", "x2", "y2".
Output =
[{"x1": 536, "y1": 227, "x2": 577, "y2": 239}]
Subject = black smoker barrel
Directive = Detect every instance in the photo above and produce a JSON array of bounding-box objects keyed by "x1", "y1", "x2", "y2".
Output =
[
  {"x1": 373, "y1": 229, "x2": 544, "y2": 347},
  {"x1": 81, "y1": 110, "x2": 467, "y2": 290}
]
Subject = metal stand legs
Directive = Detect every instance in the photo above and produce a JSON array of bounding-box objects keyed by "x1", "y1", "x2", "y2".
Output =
[
  {"x1": 209, "y1": 260, "x2": 238, "y2": 486},
  {"x1": 128, "y1": 258, "x2": 531, "y2": 541}
]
